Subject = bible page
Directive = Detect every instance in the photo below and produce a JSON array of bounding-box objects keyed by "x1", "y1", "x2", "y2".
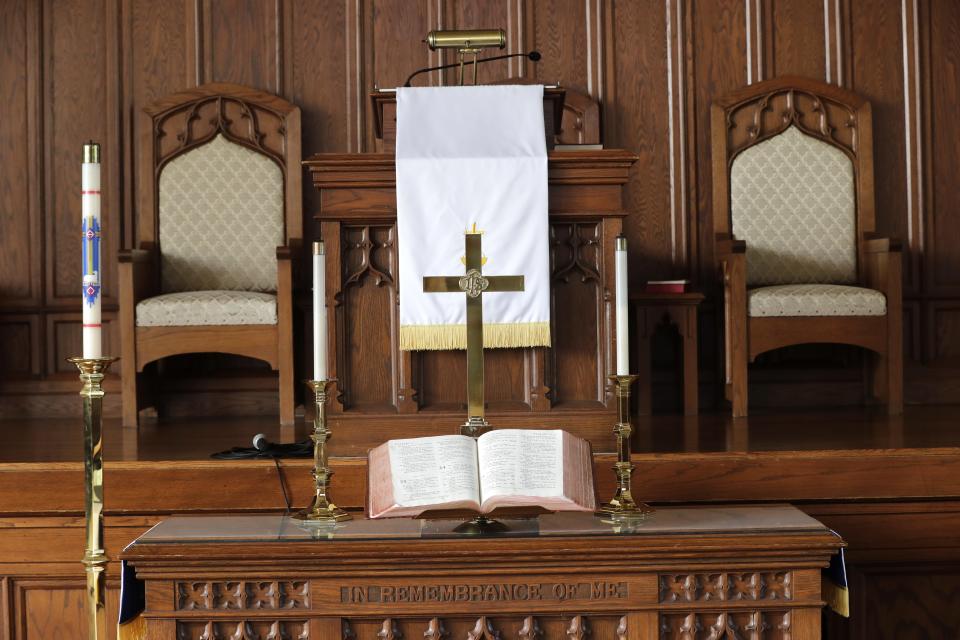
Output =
[
  {"x1": 476, "y1": 429, "x2": 564, "y2": 507},
  {"x1": 388, "y1": 435, "x2": 480, "y2": 509}
]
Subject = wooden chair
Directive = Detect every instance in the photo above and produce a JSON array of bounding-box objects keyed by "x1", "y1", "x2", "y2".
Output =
[
  {"x1": 711, "y1": 76, "x2": 902, "y2": 417},
  {"x1": 119, "y1": 83, "x2": 300, "y2": 426}
]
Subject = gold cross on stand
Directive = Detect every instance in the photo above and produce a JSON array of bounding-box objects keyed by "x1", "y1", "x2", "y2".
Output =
[{"x1": 423, "y1": 229, "x2": 524, "y2": 436}]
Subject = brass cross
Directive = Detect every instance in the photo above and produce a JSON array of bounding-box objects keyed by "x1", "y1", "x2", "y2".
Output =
[{"x1": 423, "y1": 231, "x2": 524, "y2": 436}]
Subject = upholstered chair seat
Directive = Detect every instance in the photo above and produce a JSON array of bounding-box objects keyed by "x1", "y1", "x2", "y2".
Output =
[
  {"x1": 136, "y1": 290, "x2": 278, "y2": 327},
  {"x1": 748, "y1": 284, "x2": 886, "y2": 318}
]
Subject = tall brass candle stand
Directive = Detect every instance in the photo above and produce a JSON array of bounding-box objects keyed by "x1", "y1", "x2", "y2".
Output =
[
  {"x1": 67, "y1": 356, "x2": 118, "y2": 640},
  {"x1": 597, "y1": 374, "x2": 653, "y2": 519},
  {"x1": 293, "y1": 380, "x2": 351, "y2": 524}
]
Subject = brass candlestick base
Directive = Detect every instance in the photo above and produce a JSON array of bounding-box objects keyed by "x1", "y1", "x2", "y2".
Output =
[
  {"x1": 597, "y1": 374, "x2": 654, "y2": 520},
  {"x1": 294, "y1": 379, "x2": 352, "y2": 525},
  {"x1": 67, "y1": 356, "x2": 118, "y2": 640}
]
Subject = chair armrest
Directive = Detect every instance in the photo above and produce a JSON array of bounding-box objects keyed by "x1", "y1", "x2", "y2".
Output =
[
  {"x1": 117, "y1": 249, "x2": 152, "y2": 264},
  {"x1": 862, "y1": 237, "x2": 902, "y2": 299},
  {"x1": 716, "y1": 233, "x2": 747, "y2": 257},
  {"x1": 862, "y1": 232, "x2": 903, "y2": 254},
  {"x1": 118, "y1": 244, "x2": 158, "y2": 303},
  {"x1": 276, "y1": 240, "x2": 304, "y2": 283}
]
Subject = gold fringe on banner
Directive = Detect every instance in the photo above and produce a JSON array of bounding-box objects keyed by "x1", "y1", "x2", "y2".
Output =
[{"x1": 400, "y1": 322, "x2": 551, "y2": 351}]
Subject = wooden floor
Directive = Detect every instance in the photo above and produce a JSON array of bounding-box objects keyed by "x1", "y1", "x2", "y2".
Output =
[{"x1": 1, "y1": 404, "x2": 957, "y2": 462}]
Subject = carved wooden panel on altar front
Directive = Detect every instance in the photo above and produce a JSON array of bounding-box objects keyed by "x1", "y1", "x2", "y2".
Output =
[
  {"x1": 307, "y1": 152, "x2": 637, "y2": 454},
  {"x1": 550, "y1": 222, "x2": 605, "y2": 407},
  {"x1": 334, "y1": 225, "x2": 400, "y2": 413}
]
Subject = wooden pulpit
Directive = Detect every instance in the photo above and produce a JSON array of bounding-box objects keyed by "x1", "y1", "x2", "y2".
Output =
[{"x1": 304, "y1": 90, "x2": 637, "y2": 455}]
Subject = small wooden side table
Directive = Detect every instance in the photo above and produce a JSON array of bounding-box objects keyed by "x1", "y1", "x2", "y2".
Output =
[{"x1": 631, "y1": 291, "x2": 704, "y2": 416}]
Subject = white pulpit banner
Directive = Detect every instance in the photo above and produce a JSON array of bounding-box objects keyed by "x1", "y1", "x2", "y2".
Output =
[{"x1": 396, "y1": 84, "x2": 551, "y2": 350}]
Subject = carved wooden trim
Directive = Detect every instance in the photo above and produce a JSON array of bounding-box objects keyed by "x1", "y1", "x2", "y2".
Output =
[
  {"x1": 424, "y1": 618, "x2": 448, "y2": 639},
  {"x1": 466, "y1": 617, "x2": 501, "y2": 640},
  {"x1": 377, "y1": 618, "x2": 402, "y2": 639},
  {"x1": 776, "y1": 610, "x2": 792, "y2": 635},
  {"x1": 711, "y1": 75, "x2": 876, "y2": 245},
  {"x1": 138, "y1": 81, "x2": 302, "y2": 247},
  {"x1": 176, "y1": 580, "x2": 309, "y2": 610},
  {"x1": 658, "y1": 572, "x2": 791, "y2": 602},
  {"x1": 518, "y1": 616, "x2": 543, "y2": 639},
  {"x1": 616, "y1": 616, "x2": 627, "y2": 640},
  {"x1": 658, "y1": 610, "x2": 791, "y2": 639},
  {"x1": 175, "y1": 620, "x2": 309, "y2": 640},
  {"x1": 558, "y1": 87, "x2": 600, "y2": 146},
  {"x1": 152, "y1": 94, "x2": 287, "y2": 171},
  {"x1": 724, "y1": 87, "x2": 859, "y2": 161},
  {"x1": 552, "y1": 223, "x2": 601, "y2": 284},
  {"x1": 566, "y1": 615, "x2": 591, "y2": 639},
  {"x1": 342, "y1": 225, "x2": 394, "y2": 288}
]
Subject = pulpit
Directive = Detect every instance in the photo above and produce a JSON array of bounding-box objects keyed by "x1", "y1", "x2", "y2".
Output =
[
  {"x1": 122, "y1": 505, "x2": 842, "y2": 639},
  {"x1": 304, "y1": 90, "x2": 637, "y2": 455}
]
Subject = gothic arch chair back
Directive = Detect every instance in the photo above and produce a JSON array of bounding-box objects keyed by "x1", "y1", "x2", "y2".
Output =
[
  {"x1": 711, "y1": 76, "x2": 902, "y2": 417},
  {"x1": 119, "y1": 83, "x2": 300, "y2": 426}
]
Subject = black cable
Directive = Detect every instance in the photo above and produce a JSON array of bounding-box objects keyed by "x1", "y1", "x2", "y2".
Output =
[
  {"x1": 272, "y1": 457, "x2": 292, "y2": 513},
  {"x1": 210, "y1": 439, "x2": 313, "y2": 459},
  {"x1": 211, "y1": 439, "x2": 310, "y2": 513},
  {"x1": 403, "y1": 50, "x2": 542, "y2": 87}
]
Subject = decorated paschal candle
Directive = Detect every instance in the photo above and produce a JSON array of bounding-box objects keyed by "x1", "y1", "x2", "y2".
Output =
[{"x1": 81, "y1": 142, "x2": 102, "y2": 359}]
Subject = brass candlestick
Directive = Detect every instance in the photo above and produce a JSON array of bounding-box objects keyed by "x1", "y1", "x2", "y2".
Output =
[
  {"x1": 597, "y1": 374, "x2": 653, "y2": 519},
  {"x1": 67, "y1": 356, "x2": 118, "y2": 640},
  {"x1": 294, "y1": 380, "x2": 351, "y2": 524}
]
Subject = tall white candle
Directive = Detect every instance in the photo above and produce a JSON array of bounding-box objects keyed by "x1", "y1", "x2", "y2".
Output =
[
  {"x1": 313, "y1": 241, "x2": 327, "y2": 381},
  {"x1": 81, "y1": 142, "x2": 102, "y2": 359},
  {"x1": 615, "y1": 236, "x2": 629, "y2": 375}
]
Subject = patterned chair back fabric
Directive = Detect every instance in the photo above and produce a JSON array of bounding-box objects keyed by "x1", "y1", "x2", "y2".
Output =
[
  {"x1": 158, "y1": 134, "x2": 284, "y2": 293},
  {"x1": 730, "y1": 126, "x2": 857, "y2": 287}
]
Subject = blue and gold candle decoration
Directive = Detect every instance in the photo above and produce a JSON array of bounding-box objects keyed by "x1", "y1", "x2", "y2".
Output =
[
  {"x1": 82, "y1": 217, "x2": 100, "y2": 304},
  {"x1": 81, "y1": 142, "x2": 102, "y2": 358}
]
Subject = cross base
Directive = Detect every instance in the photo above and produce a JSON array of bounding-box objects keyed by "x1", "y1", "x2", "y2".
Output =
[
  {"x1": 461, "y1": 415, "x2": 491, "y2": 437},
  {"x1": 453, "y1": 515, "x2": 510, "y2": 534}
]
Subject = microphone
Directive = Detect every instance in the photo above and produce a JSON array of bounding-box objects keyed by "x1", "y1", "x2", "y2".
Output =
[
  {"x1": 403, "y1": 50, "x2": 542, "y2": 87},
  {"x1": 211, "y1": 434, "x2": 312, "y2": 459},
  {"x1": 252, "y1": 433, "x2": 271, "y2": 451}
]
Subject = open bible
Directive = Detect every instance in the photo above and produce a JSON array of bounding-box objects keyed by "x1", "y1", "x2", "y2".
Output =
[{"x1": 368, "y1": 429, "x2": 596, "y2": 519}]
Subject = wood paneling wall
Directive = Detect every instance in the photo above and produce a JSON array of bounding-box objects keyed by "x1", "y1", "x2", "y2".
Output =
[{"x1": 1, "y1": 0, "x2": 958, "y2": 416}]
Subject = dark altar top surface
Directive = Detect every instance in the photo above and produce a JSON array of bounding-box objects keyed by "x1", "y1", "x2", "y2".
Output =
[{"x1": 132, "y1": 504, "x2": 828, "y2": 546}]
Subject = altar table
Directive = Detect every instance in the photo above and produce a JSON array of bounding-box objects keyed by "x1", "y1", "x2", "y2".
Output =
[{"x1": 122, "y1": 504, "x2": 841, "y2": 639}]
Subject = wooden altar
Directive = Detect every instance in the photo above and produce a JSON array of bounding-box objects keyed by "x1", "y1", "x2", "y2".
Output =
[
  {"x1": 122, "y1": 505, "x2": 841, "y2": 639},
  {"x1": 304, "y1": 91, "x2": 638, "y2": 455}
]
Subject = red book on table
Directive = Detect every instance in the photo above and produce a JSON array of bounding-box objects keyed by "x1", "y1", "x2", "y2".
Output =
[{"x1": 645, "y1": 279, "x2": 689, "y2": 294}]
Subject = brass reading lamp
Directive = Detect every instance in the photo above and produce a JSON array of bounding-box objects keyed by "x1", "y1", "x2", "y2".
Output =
[
  {"x1": 426, "y1": 29, "x2": 506, "y2": 85},
  {"x1": 404, "y1": 29, "x2": 542, "y2": 87}
]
